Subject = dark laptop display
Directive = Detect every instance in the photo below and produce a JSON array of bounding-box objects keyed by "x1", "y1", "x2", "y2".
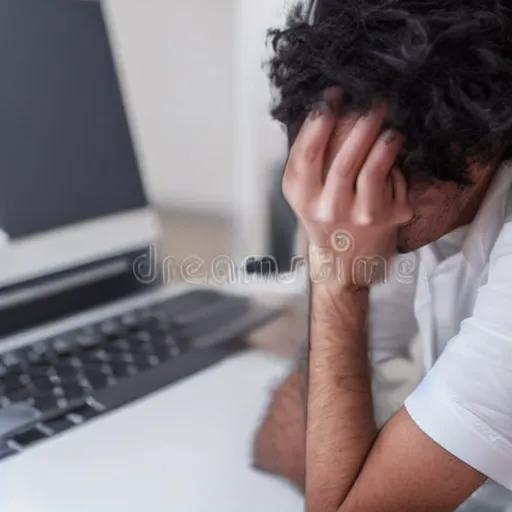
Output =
[{"x1": 0, "y1": 0, "x2": 147, "y2": 239}]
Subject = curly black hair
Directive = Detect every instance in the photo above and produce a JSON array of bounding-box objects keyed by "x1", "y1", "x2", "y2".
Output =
[{"x1": 266, "y1": 0, "x2": 512, "y2": 185}]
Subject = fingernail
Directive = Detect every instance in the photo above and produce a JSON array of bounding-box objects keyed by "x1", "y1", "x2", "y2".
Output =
[
  {"x1": 309, "y1": 100, "x2": 332, "y2": 120},
  {"x1": 322, "y1": 88, "x2": 342, "y2": 113},
  {"x1": 384, "y1": 129, "x2": 397, "y2": 144}
]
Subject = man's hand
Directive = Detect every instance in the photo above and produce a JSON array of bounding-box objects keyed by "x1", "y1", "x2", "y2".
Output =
[
  {"x1": 282, "y1": 89, "x2": 486, "y2": 512},
  {"x1": 282, "y1": 88, "x2": 413, "y2": 289}
]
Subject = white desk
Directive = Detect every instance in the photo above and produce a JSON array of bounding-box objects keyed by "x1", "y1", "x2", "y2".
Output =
[{"x1": 0, "y1": 276, "x2": 307, "y2": 512}]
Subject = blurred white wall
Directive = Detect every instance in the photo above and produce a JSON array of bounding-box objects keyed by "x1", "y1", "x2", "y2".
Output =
[
  {"x1": 104, "y1": 0, "x2": 237, "y2": 217},
  {"x1": 103, "y1": 0, "x2": 290, "y2": 257},
  {"x1": 233, "y1": 0, "x2": 289, "y2": 259}
]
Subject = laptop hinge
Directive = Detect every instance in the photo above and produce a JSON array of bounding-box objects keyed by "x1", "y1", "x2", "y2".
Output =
[{"x1": 0, "y1": 248, "x2": 156, "y2": 338}]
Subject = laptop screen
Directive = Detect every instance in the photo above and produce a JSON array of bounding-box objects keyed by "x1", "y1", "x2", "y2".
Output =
[
  {"x1": 0, "y1": 0, "x2": 148, "y2": 240},
  {"x1": 0, "y1": 0, "x2": 159, "y2": 289}
]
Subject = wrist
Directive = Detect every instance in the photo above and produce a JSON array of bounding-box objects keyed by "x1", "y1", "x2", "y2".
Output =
[
  {"x1": 307, "y1": 243, "x2": 388, "y2": 290},
  {"x1": 307, "y1": 251, "x2": 372, "y2": 294},
  {"x1": 311, "y1": 278, "x2": 370, "y2": 303},
  {"x1": 310, "y1": 275, "x2": 370, "y2": 326}
]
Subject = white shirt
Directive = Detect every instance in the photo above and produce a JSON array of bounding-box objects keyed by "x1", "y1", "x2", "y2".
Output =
[{"x1": 369, "y1": 160, "x2": 512, "y2": 511}]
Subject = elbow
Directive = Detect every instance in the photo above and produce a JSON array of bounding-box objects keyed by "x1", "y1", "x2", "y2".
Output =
[
  {"x1": 306, "y1": 480, "x2": 363, "y2": 512},
  {"x1": 251, "y1": 371, "x2": 306, "y2": 492}
]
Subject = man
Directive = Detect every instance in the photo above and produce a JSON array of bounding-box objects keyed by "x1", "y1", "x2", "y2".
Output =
[{"x1": 253, "y1": 0, "x2": 512, "y2": 510}]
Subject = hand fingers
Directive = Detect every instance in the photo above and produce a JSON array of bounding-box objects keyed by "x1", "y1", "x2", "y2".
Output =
[
  {"x1": 390, "y1": 167, "x2": 414, "y2": 224},
  {"x1": 323, "y1": 114, "x2": 360, "y2": 180},
  {"x1": 353, "y1": 130, "x2": 404, "y2": 224},
  {"x1": 323, "y1": 104, "x2": 387, "y2": 206},
  {"x1": 283, "y1": 88, "x2": 341, "y2": 201}
]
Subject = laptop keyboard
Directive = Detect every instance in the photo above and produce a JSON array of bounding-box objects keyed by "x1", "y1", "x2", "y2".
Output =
[{"x1": 0, "y1": 289, "x2": 279, "y2": 460}]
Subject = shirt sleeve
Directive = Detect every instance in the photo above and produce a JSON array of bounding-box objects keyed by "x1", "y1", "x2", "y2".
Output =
[
  {"x1": 368, "y1": 252, "x2": 419, "y2": 425},
  {"x1": 368, "y1": 252, "x2": 419, "y2": 363},
  {"x1": 404, "y1": 218, "x2": 512, "y2": 490}
]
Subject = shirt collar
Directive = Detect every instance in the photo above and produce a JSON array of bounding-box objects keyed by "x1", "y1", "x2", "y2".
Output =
[{"x1": 462, "y1": 160, "x2": 512, "y2": 269}]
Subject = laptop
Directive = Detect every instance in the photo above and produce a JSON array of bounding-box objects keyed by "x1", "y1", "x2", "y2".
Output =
[{"x1": 0, "y1": 0, "x2": 283, "y2": 464}]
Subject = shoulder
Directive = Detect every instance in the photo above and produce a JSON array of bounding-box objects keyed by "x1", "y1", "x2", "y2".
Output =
[
  {"x1": 402, "y1": 170, "x2": 512, "y2": 491},
  {"x1": 487, "y1": 182, "x2": 512, "y2": 274}
]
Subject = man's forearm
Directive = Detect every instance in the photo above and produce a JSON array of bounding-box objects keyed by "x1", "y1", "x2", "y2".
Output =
[
  {"x1": 306, "y1": 282, "x2": 376, "y2": 512},
  {"x1": 252, "y1": 370, "x2": 306, "y2": 490}
]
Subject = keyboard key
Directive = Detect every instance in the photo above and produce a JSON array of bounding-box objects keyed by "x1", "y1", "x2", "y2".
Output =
[
  {"x1": 120, "y1": 312, "x2": 139, "y2": 328},
  {"x1": 110, "y1": 361, "x2": 130, "y2": 380},
  {"x1": 90, "y1": 350, "x2": 111, "y2": 363},
  {"x1": 176, "y1": 301, "x2": 250, "y2": 341},
  {"x1": 100, "y1": 320, "x2": 121, "y2": 336},
  {"x1": 19, "y1": 374, "x2": 31, "y2": 386},
  {"x1": 70, "y1": 404, "x2": 99, "y2": 421},
  {"x1": 80, "y1": 350, "x2": 109, "y2": 367},
  {"x1": 106, "y1": 376, "x2": 117, "y2": 387},
  {"x1": 130, "y1": 330, "x2": 151, "y2": 343},
  {"x1": 153, "y1": 346, "x2": 173, "y2": 362},
  {"x1": 84, "y1": 371, "x2": 109, "y2": 390},
  {"x1": 138, "y1": 308, "x2": 152, "y2": 319},
  {"x1": 133, "y1": 355, "x2": 152, "y2": 372},
  {"x1": 65, "y1": 413, "x2": 82, "y2": 425},
  {"x1": 120, "y1": 353, "x2": 134, "y2": 364},
  {"x1": 28, "y1": 356, "x2": 54, "y2": 374},
  {"x1": 52, "y1": 387, "x2": 65, "y2": 398},
  {"x1": 1, "y1": 352, "x2": 23, "y2": 373},
  {"x1": 162, "y1": 336, "x2": 182, "y2": 355},
  {"x1": 77, "y1": 377, "x2": 91, "y2": 389},
  {"x1": 144, "y1": 331, "x2": 170, "y2": 348},
  {"x1": 0, "y1": 403, "x2": 41, "y2": 438},
  {"x1": 53, "y1": 362, "x2": 79, "y2": 379},
  {"x1": 56, "y1": 398, "x2": 69, "y2": 409},
  {"x1": 2, "y1": 352, "x2": 22, "y2": 366},
  {"x1": 12, "y1": 427, "x2": 46, "y2": 447},
  {"x1": 30, "y1": 376, "x2": 55, "y2": 391},
  {"x1": 80, "y1": 360, "x2": 105, "y2": 373},
  {"x1": 33, "y1": 395, "x2": 59, "y2": 413},
  {"x1": 127, "y1": 340, "x2": 153, "y2": 355},
  {"x1": 107, "y1": 339, "x2": 130, "y2": 354},
  {"x1": 0, "y1": 396, "x2": 11, "y2": 408},
  {"x1": 3, "y1": 374, "x2": 25, "y2": 392},
  {"x1": 170, "y1": 296, "x2": 242, "y2": 326},
  {"x1": 24, "y1": 343, "x2": 49, "y2": 362},
  {"x1": 160, "y1": 290, "x2": 222, "y2": 316},
  {"x1": 44, "y1": 415, "x2": 74, "y2": 434},
  {"x1": 147, "y1": 355, "x2": 159, "y2": 367},
  {"x1": 126, "y1": 365, "x2": 138, "y2": 376},
  {"x1": 62, "y1": 385, "x2": 85, "y2": 401},
  {"x1": 52, "y1": 338, "x2": 75, "y2": 356},
  {"x1": 76, "y1": 333, "x2": 102, "y2": 349},
  {"x1": 6, "y1": 388, "x2": 30, "y2": 404},
  {"x1": 142, "y1": 316, "x2": 168, "y2": 333}
]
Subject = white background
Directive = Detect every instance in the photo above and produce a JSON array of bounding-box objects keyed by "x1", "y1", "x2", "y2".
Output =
[{"x1": 103, "y1": 0, "x2": 291, "y2": 257}]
